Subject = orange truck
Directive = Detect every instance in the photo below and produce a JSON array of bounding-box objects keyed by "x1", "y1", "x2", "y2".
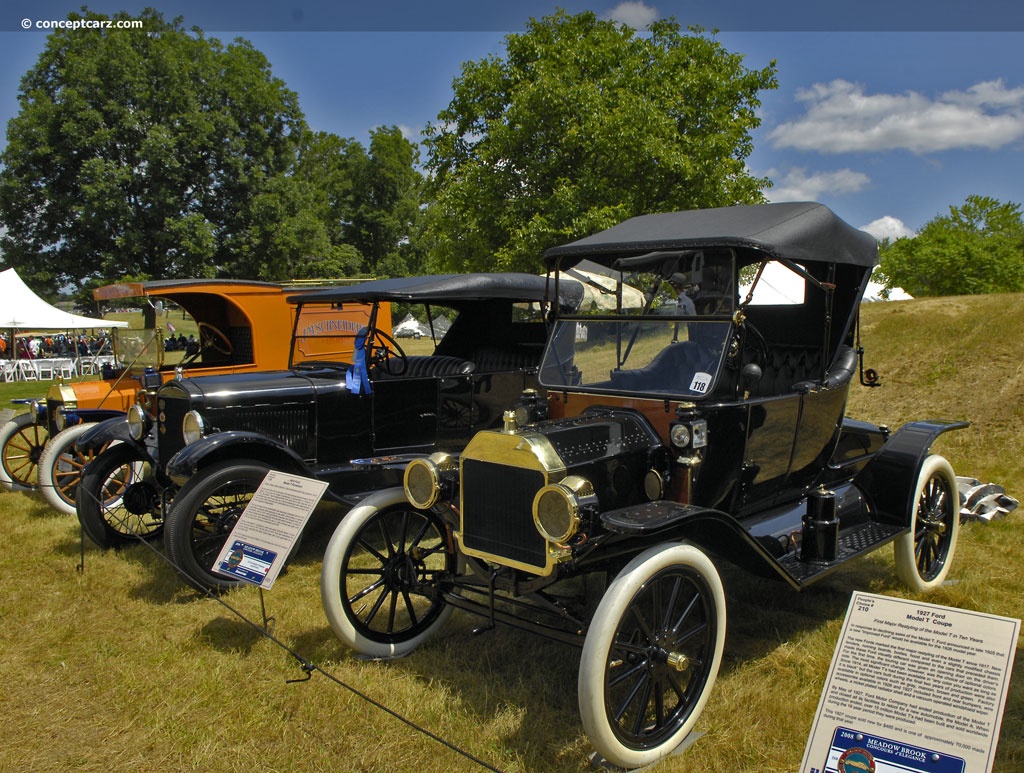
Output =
[{"x1": 0, "y1": 278, "x2": 376, "y2": 514}]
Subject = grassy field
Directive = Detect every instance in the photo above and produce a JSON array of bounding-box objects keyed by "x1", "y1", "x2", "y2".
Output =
[{"x1": 0, "y1": 294, "x2": 1021, "y2": 772}]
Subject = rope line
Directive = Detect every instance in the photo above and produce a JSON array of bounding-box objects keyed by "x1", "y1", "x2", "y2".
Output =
[{"x1": 75, "y1": 479, "x2": 505, "y2": 773}]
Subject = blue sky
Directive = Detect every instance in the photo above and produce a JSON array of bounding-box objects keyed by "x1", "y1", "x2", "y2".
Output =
[{"x1": 2, "y1": 0, "x2": 1024, "y2": 242}]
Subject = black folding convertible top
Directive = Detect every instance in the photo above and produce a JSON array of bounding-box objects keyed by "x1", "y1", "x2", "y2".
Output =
[
  {"x1": 544, "y1": 202, "x2": 877, "y2": 269},
  {"x1": 288, "y1": 272, "x2": 583, "y2": 307}
]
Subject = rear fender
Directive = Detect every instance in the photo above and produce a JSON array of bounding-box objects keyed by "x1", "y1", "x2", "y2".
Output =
[
  {"x1": 165, "y1": 431, "x2": 310, "y2": 484},
  {"x1": 854, "y1": 419, "x2": 969, "y2": 526}
]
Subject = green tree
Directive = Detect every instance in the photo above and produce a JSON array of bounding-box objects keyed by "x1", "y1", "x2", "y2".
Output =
[
  {"x1": 421, "y1": 10, "x2": 777, "y2": 273},
  {"x1": 879, "y1": 195, "x2": 1024, "y2": 296},
  {"x1": 0, "y1": 8, "x2": 305, "y2": 288},
  {"x1": 346, "y1": 126, "x2": 424, "y2": 277}
]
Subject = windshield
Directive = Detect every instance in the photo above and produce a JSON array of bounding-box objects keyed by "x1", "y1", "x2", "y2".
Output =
[
  {"x1": 539, "y1": 248, "x2": 736, "y2": 397},
  {"x1": 112, "y1": 328, "x2": 162, "y2": 369},
  {"x1": 539, "y1": 318, "x2": 732, "y2": 398}
]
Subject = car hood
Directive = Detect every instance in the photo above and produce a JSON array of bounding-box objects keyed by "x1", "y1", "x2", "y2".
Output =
[{"x1": 158, "y1": 368, "x2": 345, "y2": 407}]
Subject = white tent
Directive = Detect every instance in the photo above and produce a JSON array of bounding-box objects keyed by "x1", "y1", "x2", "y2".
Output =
[
  {"x1": 0, "y1": 268, "x2": 127, "y2": 329},
  {"x1": 392, "y1": 313, "x2": 430, "y2": 338}
]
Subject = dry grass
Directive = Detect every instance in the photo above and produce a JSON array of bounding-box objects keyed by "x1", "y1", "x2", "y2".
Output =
[{"x1": 1, "y1": 294, "x2": 1021, "y2": 772}]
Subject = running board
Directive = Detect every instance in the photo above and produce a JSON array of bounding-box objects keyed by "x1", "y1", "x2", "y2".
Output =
[{"x1": 778, "y1": 521, "x2": 906, "y2": 587}]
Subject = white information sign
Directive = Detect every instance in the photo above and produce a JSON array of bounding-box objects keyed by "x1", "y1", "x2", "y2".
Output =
[
  {"x1": 800, "y1": 592, "x2": 1019, "y2": 773},
  {"x1": 211, "y1": 470, "x2": 328, "y2": 590}
]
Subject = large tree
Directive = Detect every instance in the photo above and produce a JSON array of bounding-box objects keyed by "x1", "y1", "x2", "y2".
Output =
[
  {"x1": 879, "y1": 195, "x2": 1024, "y2": 296},
  {"x1": 0, "y1": 8, "x2": 306, "y2": 289},
  {"x1": 422, "y1": 11, "x2": 777, "y2": 273},
  {"x1": 345, "y1": 126, "x2": 424, "y2": 277}
]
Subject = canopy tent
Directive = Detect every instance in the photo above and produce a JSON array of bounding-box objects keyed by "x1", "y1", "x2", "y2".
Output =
[{"x1": 0, "y1": 268, "x2": 127, "y2": 330}]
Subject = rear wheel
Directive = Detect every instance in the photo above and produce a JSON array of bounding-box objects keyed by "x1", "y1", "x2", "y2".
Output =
[
  {"x1": 579, "y1": 543, "x2": 726, "y2": 770},
  {"x1": 322, "y1": 488, "x2": 454, "y2": 659},
  {"x1": 0, "y1": 413, "x2": 47, "y2": 490},
  {"x1": 164, "y1": 460, "x2": 271, "y2": 593},
  {"x1": 39, "y1": 423, "x2": 108, "y2": 515},
  {"x1": 76, "y1": 443, "x2": 162, "y2": 548},
  {"x1": 894, "y1": 454, "x2": 959, "y2": 591}
]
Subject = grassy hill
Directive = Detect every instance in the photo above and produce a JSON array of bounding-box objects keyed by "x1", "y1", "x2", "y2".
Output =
[{"x1": 0, "y1": 294, "x2": 1020, "y2": 772}]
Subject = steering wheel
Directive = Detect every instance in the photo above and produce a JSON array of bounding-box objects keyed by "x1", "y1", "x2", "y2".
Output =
[
  {"x1": 367, "y1": 327, "x2": 408, "y2": 376},
  {"x1": 197, "y1": 322, "x2": 233, "y2": 356},
  {"x1": 726, "y1": 320, "x2": 769, "y2": 370},
  {"x1": 182, "y1": 322, "x2": 233, "y2": 366}
]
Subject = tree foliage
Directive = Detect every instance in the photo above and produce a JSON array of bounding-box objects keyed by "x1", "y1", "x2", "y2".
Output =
[
  {"x1": 422, "y1": 10, "x2": 777, "y2": 273},
  {"x1": 879, "y1": 195, "x2": 1024, "y2": 296},
  {"x1": 345, "y1": 126, "x2": 425, "y2": 278},
  {"x1": 0, "y1": 9, "x2": 428, "y2": 291}
]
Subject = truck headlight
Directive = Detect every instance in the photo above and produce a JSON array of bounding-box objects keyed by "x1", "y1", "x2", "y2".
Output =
[
  {"x1": 127, "y1": 404, "x2": 151, "y2": 441},
  {"x1": 182, "y1": 411, "x2": 206, "y2": 446},
  {"x1": 532, "y1": 475, "x2": 594, "y2": 544},
  {"x1": 404, "y1": 452, "x2": 457, "y2": 509}
]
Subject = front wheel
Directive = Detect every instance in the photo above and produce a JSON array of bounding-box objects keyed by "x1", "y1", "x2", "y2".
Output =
[
  {"x1": 0, "y1": 413, "x2": 47, "y2": 490},
  {"x1": 894, "y1": 454, "x2": 959, "y2": 592},
  {"x1": 321, "y1": 488, "x2": 454, "y2": 659},
  {"x1": 76, "y1": 443, "x2": 163, "y2": 549},
  {"x1": 163, "y1": 460, "x2": 271, "y2": 593},
  {"x1": 579, "y1": 543, "x2": 726, "y2": 770},
  {"x1": 39, "y1": 423, "x2": 110, "y2": 515}
]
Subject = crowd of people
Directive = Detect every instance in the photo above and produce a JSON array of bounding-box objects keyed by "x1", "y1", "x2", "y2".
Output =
[{"x1": 0, "y1": 331, "x2": 112, "y2": 359}]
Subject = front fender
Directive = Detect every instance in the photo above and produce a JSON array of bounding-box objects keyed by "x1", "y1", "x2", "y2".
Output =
[
  {"x1": 76, "y1": 416, "x2": 147, "y2": 454},
  {"x1": 854, "y1": 419, "x2": 970, "y2": 525},
  {"x1": 599, "y1": 500, "x2": 802, "y2": 587},
  {"x1": 165, "y1": 431, "x2": 311, "y2": 485}
]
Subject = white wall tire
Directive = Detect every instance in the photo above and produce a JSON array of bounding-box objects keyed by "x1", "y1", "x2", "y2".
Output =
[
  {"x1": 38, "y1": 423, "x2": 107, "y2": 515},
  {"x1": 894, "y1": 454, "x2": 959, "y2": 592},
  {"x1": 0, "y1": 414, "x2": 47, "y2": 490},
  {"x1": 579, "y1": 543, "x2": 726, "y2": 770},
  {"x1": 321, "y1": 487, "x2": 454, "y2": 659}
]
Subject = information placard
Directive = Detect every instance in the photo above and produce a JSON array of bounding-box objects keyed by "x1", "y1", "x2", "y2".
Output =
[
  {"x1": 211, "y1": 470, "x2": 328, "y2": 590},
  {"x1": 800, "y1": 591, "x2": 1019, "y2": 773}
]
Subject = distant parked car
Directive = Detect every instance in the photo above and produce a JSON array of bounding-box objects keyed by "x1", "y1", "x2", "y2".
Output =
[
  {"x1": 319, "y1": 203, "x2": 968, "y2": 769},
  {"x1": 78, "y1": 273, "x2": 581, "y2": 593}
]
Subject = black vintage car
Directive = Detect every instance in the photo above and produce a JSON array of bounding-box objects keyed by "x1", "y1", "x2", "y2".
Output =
[
  {"x1": 80, "y1": 273, "x2": 582, "y2": 592},
  {"x1": 319, "y1": 203, "x2": 967, "y2": 769}
]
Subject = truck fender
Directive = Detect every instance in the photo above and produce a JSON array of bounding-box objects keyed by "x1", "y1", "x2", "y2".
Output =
[
  {"x1": 75, "y1": 416, "x2": 144, "y2": 454},
  {"x1": 165, "y1": 430, "x2": 311, "y2": 484},
  {"x1": 854, "y1": 419, "x2": 969, "y2": 525}
]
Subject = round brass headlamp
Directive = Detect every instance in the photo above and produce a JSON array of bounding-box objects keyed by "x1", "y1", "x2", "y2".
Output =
[
  {"x1": 404, "y1": 452, "x2": 455, "y2": 510},
  {"x1": 182, "y1": 410, "x2": 205, "y2": 446},
  {"x1": 532, "y1": 475, "x2": 592, "y2": 544},
  {"x1": 126, "y1": 405, "x2": 147, "y2": 442}
]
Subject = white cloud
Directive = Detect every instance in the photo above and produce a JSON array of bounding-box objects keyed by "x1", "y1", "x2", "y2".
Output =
[
  {"x1": 603, "y1": 2, "x2": 659, "y2": 29},
  {"x1": 860, "y1": 216, "x2": 916, "y2": 241},
  {"x1": 764, "y1": 167, "x2": 871, "y2": 202},
  {"x1": 769, "y1": 79, "x2": 1024, "y2": 154}
]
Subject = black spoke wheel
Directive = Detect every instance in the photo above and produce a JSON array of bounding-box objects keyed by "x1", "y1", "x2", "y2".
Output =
[
  {"x1": 895, "y1": 454, "x2": 959, "y2": 591},
  {"x1": 322, "y1": 490, "x2": 454, "y2": 658},
  {"x1": 0, "y1": 413, "x2": 47, "y2": 490},
  {"x1": 76, "y1": 443, "x2": 163, "y2": 549},
  {"x1": 164, "y1": 460, "x2": 270, "y2": 593},
  {"x1": 580, "y1": 544, "x2": 726, "y2": 769}
]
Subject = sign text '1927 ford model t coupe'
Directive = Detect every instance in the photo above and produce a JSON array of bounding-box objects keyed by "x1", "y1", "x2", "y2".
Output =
[
  {"x1": 78, "y1": 273, "x2": 582, "y2": 593},
  {"x1": 318, "y1": 203, "x2": 968, "y2": 769}
]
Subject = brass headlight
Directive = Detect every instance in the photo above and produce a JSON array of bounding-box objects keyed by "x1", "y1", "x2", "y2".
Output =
[
  {"x1": 182, "y1": 410, "x2": 205, "y2": 446},
  {"x1": 404, "y1": 452, "x2": 456, "y2": 509},
  {"x1": 127, "y1": 404, "x2": 151, "y2": 441},
  {"x1": 532, "y1": 475, "x2": 593, "y2": 544}
]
